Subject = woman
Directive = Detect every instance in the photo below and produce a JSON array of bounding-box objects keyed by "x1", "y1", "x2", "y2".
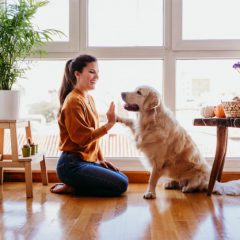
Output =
[{"x1": 50, "y1": 54, "x2": 128, "y2": 196}]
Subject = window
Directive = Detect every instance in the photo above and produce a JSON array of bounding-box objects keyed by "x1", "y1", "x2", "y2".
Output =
[
  {"x1": 14, "y1": 60, "x2": 162, "y2": 158},
  {"x1": 33, "y1": 0, "x2": 69, "y2": 42},
  {"x1": 176, "y1": 59, "x2": 240, "y2": 158},
  {"x1": 6, "y1": 0, "x2": 80, "y2": 52},
  {"x1": 182, "y1": 0, "x2": 240, "y2": 40},
  {"x1": 172, "y1": 0, "x2": 240, "y2": 50},
  {"x1": 88, "y1": 0, "x2": 164, "y2": 46},
  {"x1": 8, "y1": 0, "x2": 240, "y2": 165}
]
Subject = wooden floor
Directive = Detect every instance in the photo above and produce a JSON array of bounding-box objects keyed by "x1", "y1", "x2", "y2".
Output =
[{"x1": 0, "y1": 183, "x2": 240, "y2": 240}]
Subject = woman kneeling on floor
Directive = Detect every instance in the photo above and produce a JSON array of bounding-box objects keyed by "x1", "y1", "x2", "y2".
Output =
[{"x1": 50, "y1": 54, "x2": 128, "y2": 196}]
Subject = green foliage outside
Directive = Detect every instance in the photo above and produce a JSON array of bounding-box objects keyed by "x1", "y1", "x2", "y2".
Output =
[{"x1": 29, "y1": 100, "x2": 58, "y2": 123}]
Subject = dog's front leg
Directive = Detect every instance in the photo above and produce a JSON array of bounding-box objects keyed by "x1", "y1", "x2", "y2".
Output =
[
  {"x1": 144, "y1": 164, "x2": 162, "y2": 199},
  {"x1": 116, "y1": 116, "x2": 135, "y2": 134}
]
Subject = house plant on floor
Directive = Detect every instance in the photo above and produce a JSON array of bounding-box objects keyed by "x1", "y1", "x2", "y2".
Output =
[{"x1": 0, "y1": 0, "x2": 63, "y2": 120}]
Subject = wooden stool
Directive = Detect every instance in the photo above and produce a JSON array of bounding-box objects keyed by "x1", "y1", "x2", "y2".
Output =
[
  {"x1": 0, "y1": 120, "x2": 48, "y2": 198},
  {"x1": 193, "y1": 117, "x2": 240, "y2": 196}
]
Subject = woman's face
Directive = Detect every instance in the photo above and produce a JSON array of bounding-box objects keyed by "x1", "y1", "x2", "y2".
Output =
[{"x1": 75, "y1": 61, "x2": 99, "y2": 92}]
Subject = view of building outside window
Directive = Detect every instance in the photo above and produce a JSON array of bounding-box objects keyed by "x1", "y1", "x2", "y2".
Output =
[{"x1": 176, "y1": 60, "x2": 240, "y2": 157}]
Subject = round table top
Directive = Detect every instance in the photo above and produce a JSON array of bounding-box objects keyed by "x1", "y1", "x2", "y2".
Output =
[{"x1": 193, "y1": 117, "x2": 240, "y2": 127}]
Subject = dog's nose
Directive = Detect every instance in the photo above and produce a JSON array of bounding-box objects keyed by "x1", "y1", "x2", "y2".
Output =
[{"x1": 121, "y1": 92, "x2": 127, "y2": 100}]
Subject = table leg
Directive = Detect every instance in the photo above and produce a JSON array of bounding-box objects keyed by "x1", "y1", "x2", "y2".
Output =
[
  {"x1": 217, "y1": 128, "x2": 228, "y2": 182},
  {"x1": 207, "y1": 126, "x2": 228, "y2": 196}
]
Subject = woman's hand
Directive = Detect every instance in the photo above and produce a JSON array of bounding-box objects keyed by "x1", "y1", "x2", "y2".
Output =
[
  {"x1": 104, "y1": 101, "x2": 116, "y2": 131},
  {"x1": 100, "y1": 159, "x2": 119, "y2": 171},
  {"x1": 106, "y1": 101, "x2": 116, "y2": 124}
]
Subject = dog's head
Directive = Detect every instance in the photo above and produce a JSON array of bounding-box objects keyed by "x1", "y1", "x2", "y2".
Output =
[{"x1": 121, "y1": 86, "x2": 160, "y2": 112}]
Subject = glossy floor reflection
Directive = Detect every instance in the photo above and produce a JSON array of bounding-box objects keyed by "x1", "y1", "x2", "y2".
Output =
[{"x1": 0, "y1": 183, "x2": 240, "y2": 240}]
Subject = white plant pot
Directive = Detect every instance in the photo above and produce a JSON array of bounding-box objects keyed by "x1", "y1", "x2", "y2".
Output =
[{"x1": 0, "y1": 90, "x2": 21, "y2": 120}]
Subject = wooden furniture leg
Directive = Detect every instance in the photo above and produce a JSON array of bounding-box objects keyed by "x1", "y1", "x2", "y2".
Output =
[
  {"x1": 10, "y1": 123, "x2": 19, "y2": 161},
  {"x1": 0, "y1": 156, "x2": 3, "y2": 185},
  {"x1": 0, "y1": 128, "x2": 4, "y2": 185},
  {"x1": 217, "y1": 129, "x2": 228, "y2": 182},
  {"x1": 25, "y1": 121, "x2": 32, "y2": 141},
  {"x1": 207, "y1": 126, "x2": 228, "y2": 196},
  {"x1": 25, "y1": 162, "x2": 33, "y2": 198},
  {"x1": 40, "y1": 155, "x2": 48, "y2": 185},
  {"x1": 0, "y1": 120, "x2": 47, "y2": 198}
]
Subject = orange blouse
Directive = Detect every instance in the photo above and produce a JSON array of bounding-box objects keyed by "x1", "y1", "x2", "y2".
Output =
[{"x1": 58, "y1": 88, "x2": 107, "y2": 162}]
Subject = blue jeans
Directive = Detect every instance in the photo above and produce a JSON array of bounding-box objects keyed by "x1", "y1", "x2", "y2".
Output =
[{"x1": 56, "y1": 152, "x2": 129, "y2": 197}]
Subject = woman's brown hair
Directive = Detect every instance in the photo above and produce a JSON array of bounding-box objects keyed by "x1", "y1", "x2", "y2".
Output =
[{"x1": 58, "y1": 54, "x2": 97, "y2": 115}]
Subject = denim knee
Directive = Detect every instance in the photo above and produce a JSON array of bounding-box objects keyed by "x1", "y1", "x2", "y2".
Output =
[{"x1": 117, "y1": 174, "x2": 129, "y2": 195}]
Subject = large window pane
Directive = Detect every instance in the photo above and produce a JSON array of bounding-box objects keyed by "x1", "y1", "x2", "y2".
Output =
[
  {"x1": 15, "y1": 61, "x2": 64, "y2": 157},
  {"x1": 7, "y1": 0, "x2": 69, "y2": 41},
  {"x1": 183, "y1": 0, "x2": 240, "y2": 40},
  {"x1": 92, "y1": 60, "x2": 163, "y2": 120},
  {"x1": 88, "y1": 0, "x2": 164, "y2": 46},
  {"x1": 33, "y1": 0, "x2": 69, "y2": 41},
  {"x1": 176, "y1": 59, "x2": 240, "y2": 157},
  {"x1": 12, "y1": 60, "x2": 162, "y2": 158}
]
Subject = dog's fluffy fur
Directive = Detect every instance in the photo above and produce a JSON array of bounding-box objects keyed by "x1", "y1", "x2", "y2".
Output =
[{"x1": 117, "y1": 86, "x2": 240, "y2": 198}]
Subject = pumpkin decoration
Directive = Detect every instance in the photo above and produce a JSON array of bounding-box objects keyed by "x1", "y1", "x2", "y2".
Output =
[
  {"x1": 200, "y1": 106, "x2": 215, "y2": 118},
  {"x1": 214, "y1": 103, "x2": 226, "y2": 118}
]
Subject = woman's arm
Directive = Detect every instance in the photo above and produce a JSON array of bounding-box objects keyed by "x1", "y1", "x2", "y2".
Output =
[{"x1": 63, "y1": 100, "x2": 116, "y2": 147}]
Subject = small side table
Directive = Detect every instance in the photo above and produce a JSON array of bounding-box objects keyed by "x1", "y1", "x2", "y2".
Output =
[
  {"x1": 0, "y1": 119, "x2": 48, "y2": 198},
  {"x1": 193, "y1": 117, "x2": 240, "y2": 196}
]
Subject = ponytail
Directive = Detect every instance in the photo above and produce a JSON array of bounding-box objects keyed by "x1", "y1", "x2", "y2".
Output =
[
  {"x1": 58, "y1": 59, "x2": 75, "y2": 116},
  {"x1": 58, "y1": 54, "x2": 97, "y2": 116}
]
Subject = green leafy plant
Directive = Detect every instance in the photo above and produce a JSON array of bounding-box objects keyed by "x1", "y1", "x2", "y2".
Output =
[{"x1": 0, "y1": 0, "x2": 63, "y2": 90}]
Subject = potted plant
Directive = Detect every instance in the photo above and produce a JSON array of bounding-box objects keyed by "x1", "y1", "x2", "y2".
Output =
[{"x1": 0, "y1": 0, "x2": 63, "y2": 119}]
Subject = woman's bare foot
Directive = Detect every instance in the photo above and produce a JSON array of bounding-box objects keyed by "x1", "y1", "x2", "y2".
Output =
[{"x1": 50, "y1": 183, "x2": 74, "y2": 194}]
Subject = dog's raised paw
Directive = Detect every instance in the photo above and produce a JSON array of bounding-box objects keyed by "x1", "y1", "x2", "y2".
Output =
[{"x1": 143, "y1": 192, "x2": 156, "y2": 199}]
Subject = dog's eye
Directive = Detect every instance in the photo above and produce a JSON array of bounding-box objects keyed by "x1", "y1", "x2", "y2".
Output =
[{"x1": 137, "y1": 90, "x2": 142, "y2": 95}]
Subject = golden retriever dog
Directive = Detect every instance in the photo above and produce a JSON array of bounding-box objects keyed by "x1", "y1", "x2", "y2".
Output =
[{"x1": 117, "y1": 86, "x2": 240, "y2": 198}]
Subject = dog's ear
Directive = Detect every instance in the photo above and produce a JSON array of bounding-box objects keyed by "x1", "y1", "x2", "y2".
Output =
[{"x1": 143, "y1": 92, "x2": 160, "y2": 110}]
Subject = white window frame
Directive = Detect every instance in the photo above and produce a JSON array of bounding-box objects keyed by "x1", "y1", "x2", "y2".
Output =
[
  {"x1": 3, "y1": 0, "x2": 80, "y2": 52},
  {"x1": 79, "y1": 0, "x2": 174, "y2": 112},
  {"x1": 172, "y1": 0, "x2": 240, "y2": 51},
  {"x1": 25, "y1": 0, "x2": 240, "y2": 164},
  {"x1": 42, "y1": 0, "x2": 80, "y2": 52}
]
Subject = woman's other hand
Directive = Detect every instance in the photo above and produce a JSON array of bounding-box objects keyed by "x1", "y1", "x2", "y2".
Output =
[{"x1": 100, "y1": 159, "x2": 119, "y2": 171}]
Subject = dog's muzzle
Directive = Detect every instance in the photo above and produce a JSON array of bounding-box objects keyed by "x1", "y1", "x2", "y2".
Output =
[
  {"x1": 121, "y1": 92, "x2": 139, "y2": 111},
  {"x1": 121, "y1": 92, "x2": 127, "y2": 101}
]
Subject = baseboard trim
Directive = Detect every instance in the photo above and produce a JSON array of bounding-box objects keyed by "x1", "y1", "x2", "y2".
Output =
[
  {"x1": 3, "y1": 170, "x2": 150, "y2": 183},
  {"x1": 3, "y1": 169, "x2": 240, "y2": 184}
]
